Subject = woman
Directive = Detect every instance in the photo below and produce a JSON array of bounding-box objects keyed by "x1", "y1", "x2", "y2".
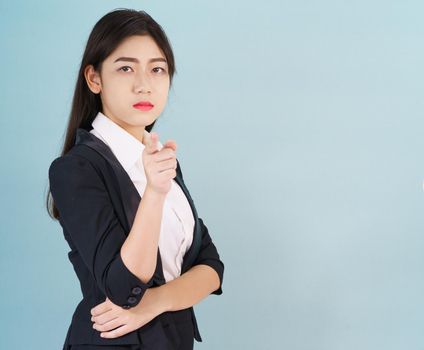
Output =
[{"x1": 46, "y1": 8, "x2": 224, "y2": 350}]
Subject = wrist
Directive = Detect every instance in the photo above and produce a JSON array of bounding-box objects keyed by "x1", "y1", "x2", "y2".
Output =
[{"x1": 143, "y1": 185, "x2": 167, "y2": 202}]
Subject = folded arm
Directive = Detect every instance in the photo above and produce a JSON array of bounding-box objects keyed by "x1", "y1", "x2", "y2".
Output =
[
  {"x1": 157, "y1": 264, "x2": 220, "y2": 311},
  {"x1": 158, "y1": 216, "x2": 224, "y2": 311}
]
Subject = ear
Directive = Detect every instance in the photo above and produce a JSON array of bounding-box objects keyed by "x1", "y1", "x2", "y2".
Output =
[{"x1": 84, "y1": 65, "x2": 102, "y2": 94}]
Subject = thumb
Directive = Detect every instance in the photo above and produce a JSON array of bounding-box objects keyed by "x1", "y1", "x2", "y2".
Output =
[{"x1": 144, "y1": 131, "x2": 159, "y2": 154}]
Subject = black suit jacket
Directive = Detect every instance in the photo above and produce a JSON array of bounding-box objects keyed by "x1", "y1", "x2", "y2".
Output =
[{"x1": 48, "y1": 128, "x2": 224, "y2": 349}]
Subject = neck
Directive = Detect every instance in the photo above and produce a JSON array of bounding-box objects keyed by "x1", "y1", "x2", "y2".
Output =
[
  {"x1": 125, "y1": 125, "x2": 146, "y2": 145},
  {"x1": 103, "y1": 112, "x2": 146, "y2": 145}
]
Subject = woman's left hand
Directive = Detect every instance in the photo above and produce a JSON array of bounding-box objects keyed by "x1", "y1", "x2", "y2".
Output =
[{"x1": 90, "y1": 287, "x2": 165, "y2": 339}]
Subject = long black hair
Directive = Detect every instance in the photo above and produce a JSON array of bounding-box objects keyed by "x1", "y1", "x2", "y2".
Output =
[{"x1": 46, "y1": 8, "x2": 176, "y2": 220}]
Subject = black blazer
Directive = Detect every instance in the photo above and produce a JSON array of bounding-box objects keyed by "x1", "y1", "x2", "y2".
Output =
[{"x1": 48, "y1": 128, "x2": 224, "y2": 349}]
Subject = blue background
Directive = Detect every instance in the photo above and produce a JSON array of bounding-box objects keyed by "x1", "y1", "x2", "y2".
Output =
[{"x1": 1, "y1": 1, "x2": 424, "y2": 349}]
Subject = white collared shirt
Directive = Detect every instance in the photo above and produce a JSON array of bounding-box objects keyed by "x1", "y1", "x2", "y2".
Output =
[{"x1": 89, "y1": 111, "x2": 194, "y2": 282}]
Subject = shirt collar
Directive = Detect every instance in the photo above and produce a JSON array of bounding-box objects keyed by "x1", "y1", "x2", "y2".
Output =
[{"x1": 90, "y1": 111, "x2": 162, "y2": 172}]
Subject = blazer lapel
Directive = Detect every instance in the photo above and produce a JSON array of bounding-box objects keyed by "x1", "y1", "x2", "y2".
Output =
[
  {"x1": 74, "y1": 128, "x2": 201, "y2": 274},
  {"x1": 75, "y1": 128, "x2": 139, "y2": 230}
]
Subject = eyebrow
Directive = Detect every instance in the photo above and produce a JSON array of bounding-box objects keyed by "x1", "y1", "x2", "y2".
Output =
[{"x1": 113, "y1": 57, "x2": 167, "y2": 64}]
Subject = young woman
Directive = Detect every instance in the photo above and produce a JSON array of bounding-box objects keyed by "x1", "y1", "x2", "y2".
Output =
[{"x1": 47, "y1": 9, "x2": 224, "y2": 350}]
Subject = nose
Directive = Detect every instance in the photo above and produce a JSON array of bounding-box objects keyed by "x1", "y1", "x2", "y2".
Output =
[{"x1": 134, "y1": 71, "x2": 152, "y2": 94}]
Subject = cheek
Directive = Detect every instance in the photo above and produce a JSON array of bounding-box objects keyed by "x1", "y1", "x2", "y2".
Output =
[
  {"x1": 102, "y1": 83, "x2": 126, "y2": 102},
  {"x1": 157, "y1": 82, "x2": 170, "y2": 101}
]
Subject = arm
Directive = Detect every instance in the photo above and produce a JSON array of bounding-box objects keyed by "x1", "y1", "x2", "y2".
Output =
[
  {"x1": 157, "y1": 216, "x2": 225, "y2": 311},
  {"x1": 120, "y1": 185, "x2": 166, "y2": 284},
  {"x1": 121, "y1": 132, "x2": 177, "y2": 284},
  {"x1": 90, "y1": 265, "x2": 219, "y2": 339},
  {"x1": 49, "y1": 155, "x2": 157, "y2": 308},
  {"x1": 90, "y1": 212, "x2": 224, "y2": 338},
  {"x1": 157, "y1": 264, "x2": 220, "y2": 312}
]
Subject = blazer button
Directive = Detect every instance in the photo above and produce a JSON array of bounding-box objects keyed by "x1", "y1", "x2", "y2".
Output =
[
  {"x1": 122, "y1": 304, "x2": 131, "y2": 309},
  {"x1": 127, "y1": 296, "x2": 137, "y2": 305},
  {"x1": 131, "y1": 287, "x2": 142, "y2": 295}
]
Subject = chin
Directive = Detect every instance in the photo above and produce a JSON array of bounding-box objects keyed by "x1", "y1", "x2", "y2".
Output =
[{"x1": 127, "y1": 113, "x2": 155, "y2": 124}]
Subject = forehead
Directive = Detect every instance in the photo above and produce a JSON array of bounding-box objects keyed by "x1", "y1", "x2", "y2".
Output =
[{"x1": 108, "y1": 35, "x2": 165, "y2": 61}]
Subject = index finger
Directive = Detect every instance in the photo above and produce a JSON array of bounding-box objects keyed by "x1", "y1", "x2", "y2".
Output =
[
  {"x1": 90, "y1": 299, "x2": 112, "y2": 316},
  {"x1": 144, "y1": 131, "x2": 159, "y2": 154}
]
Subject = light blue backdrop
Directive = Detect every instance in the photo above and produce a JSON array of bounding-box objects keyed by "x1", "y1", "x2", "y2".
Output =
[{"x1": 1, "y1": 0, "x2": 423, "y2": 349}]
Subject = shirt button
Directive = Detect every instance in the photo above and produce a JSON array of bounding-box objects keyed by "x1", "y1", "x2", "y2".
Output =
[{"x1": 132, "y1": 287, "x2": 142, "y2": 295}]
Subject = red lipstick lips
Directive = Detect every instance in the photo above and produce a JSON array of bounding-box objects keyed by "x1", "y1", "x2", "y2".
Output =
[{"x1": 133, "y1": 100, "x2": 154, "y2": 111}]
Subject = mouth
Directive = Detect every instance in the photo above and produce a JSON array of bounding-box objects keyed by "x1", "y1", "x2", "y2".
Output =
[{"x1": 133, "y1": 101, "x2": 154, "y2": 111}]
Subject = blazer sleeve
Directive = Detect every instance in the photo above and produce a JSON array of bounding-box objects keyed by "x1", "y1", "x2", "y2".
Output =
[
  {"x1": 48, "y1": 154, "x2": 154, "y2": 308},
  {"x1": 192, "y1": 217, "x2": 225, "y2": 295}
]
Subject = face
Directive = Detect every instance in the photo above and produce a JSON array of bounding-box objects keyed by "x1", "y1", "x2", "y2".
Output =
[{"x1": 84, "y1": 35, "x2": 170, "y2": 140}]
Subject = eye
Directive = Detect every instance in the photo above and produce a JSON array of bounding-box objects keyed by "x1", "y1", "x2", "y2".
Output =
[
  {"x1": 152, "y1": 67, "x2": 167, "y2": 74},
  {"x1": 118, "y1": 66, "x2": 134, "y2": 73}
]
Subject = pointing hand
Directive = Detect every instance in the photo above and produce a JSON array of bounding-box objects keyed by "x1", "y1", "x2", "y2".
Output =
[{"x1": 142, "y1": 131, "x2": 178, "y2": 195}]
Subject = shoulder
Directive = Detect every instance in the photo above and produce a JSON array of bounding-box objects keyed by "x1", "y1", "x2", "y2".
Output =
[{"x1": 48, "y1": 145, "x2": 105, "y2": 184}]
